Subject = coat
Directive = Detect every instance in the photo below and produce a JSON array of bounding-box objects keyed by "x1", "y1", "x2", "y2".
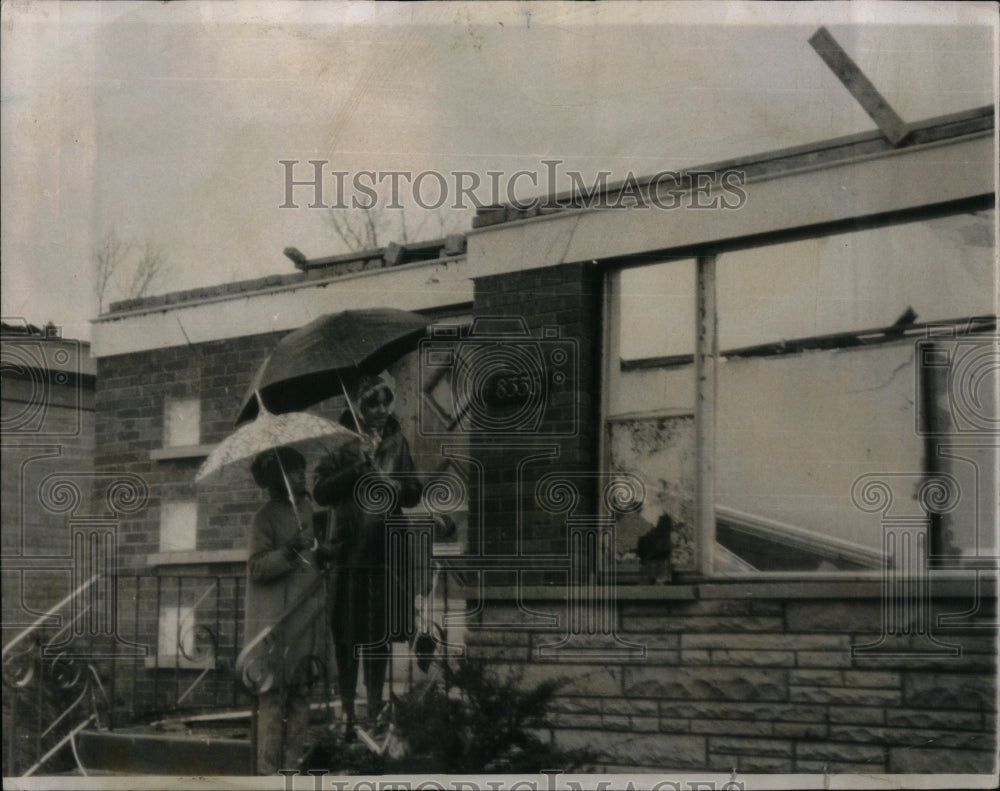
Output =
[
  {"x1": 241, "y1": 496, "x2": 330, "y2": 692},
  {"x1": 313, "y1": 413, "x2": 422, "y2": 648}
]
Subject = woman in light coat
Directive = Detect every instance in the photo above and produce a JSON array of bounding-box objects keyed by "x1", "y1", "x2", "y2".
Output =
[{"x1": 244, "y1": 446, "x2": 332, "y2": 774}]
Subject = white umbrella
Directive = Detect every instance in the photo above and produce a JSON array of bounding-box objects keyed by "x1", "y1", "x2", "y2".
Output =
[
  {"x1": 195, "y1": 394, "x2": 360, "y2": 532},
  {"x1": 195, "y1": 403, "x2": 358, "y2": 483}
]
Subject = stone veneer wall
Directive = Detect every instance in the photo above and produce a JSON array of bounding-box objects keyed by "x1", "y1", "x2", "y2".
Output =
[
  {"x1": 464, "y1": 585, "x2": 996, "y2": 774},
  {"x1": 462, "y1": 260, "x2": 995, "y2": 775},
  {"x1": 87, "y1": 258, "x2": 998, "y2": 767}
]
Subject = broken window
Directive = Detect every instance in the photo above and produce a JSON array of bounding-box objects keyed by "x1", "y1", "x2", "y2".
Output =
[
  {"x1": 606, "y1": 209, "x2": 996, "y2": 577},
  {"x1": 606, "y1": 259, "x2": 697, "y2": 581}
]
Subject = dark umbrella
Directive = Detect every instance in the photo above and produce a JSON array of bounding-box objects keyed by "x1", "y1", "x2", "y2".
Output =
[{"x1": 236, "y1": 308, "x2": 431, "y2": 424}]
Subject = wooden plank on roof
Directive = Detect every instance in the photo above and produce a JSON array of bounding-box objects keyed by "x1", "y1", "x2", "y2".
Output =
[{"x1": 809, "y1": 27, "x2": 911, "y2": 147}]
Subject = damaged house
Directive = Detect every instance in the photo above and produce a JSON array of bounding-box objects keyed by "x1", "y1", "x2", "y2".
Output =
[{"x1": 6, "y1": 71, "x2": 996, "y2": 777}]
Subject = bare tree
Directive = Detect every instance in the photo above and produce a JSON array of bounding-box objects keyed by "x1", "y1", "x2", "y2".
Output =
[
  {"x1": 326, "y1": 206, "x2": 384, "y2": 252},
  {"x1": 95, "y1": 230, "x2": 132, "y2": 313},
  {"x1": 325, "y1": 198, "x2": 467, "y2": 254},
  {"x1": 125, "y1": 241, "x2": 166, "y2": 301},
  {"x1": 95, "y1": 230, "x2": 171, "y2": 312}
]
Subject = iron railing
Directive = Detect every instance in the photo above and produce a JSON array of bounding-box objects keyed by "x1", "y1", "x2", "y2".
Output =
[
  {"x1": 2, "y1": 573, "x2": 250, "y2": 775},
  {"x1": 3, "y1": 563, "x2": 461, "y2": 775},
  {"x1": 4, "y1": 573, "x2": 109, "y2": 776}
]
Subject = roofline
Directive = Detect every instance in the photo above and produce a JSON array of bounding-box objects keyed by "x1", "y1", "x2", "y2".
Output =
[
  {"x1": 103, "y1": 236, "x2": 467, "y2": 318},
  {"x1": 94, "y1": 251, "x2": 468, "y2": 324},
  {"x1": 97, "y1": 104, "x2": 994, "y2": 317},
  {"x1": 472, "y1": 104, "x2": 996, "y2": 228}
]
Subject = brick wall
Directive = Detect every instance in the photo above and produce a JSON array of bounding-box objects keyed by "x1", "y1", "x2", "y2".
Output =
[
  {"x1": 471, "y1": 262, "x2": 603, "y2": 561},
  {"x1": 465, "y1": 588, "x2": 996, "y2": 773},
  {"x1": 91, "y1": 315, "x2": 458, "y2": 716},
  {"x1": 85, "y1": 261, "x2": 998, "y2": 772},
  {"x1": 95, "y1": 332, "x2": 289, "y2": 572},
  {"x1": 94, "y1": 332, "x2": 293, "y2": 712},
  {"x1": 106, "y1": 573, "x2": 250, "y2": 719},
  {"x1": 93, "y1": 261, "x2": 604, "y2": 587}
]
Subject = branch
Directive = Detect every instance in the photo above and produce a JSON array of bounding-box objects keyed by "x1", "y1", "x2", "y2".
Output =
[
  {"x1": 93, "y1": 231, "x2": 169, "y2": 311},
  {"x1": 94, "y1": 230, "x2": 132, "y2": 312},
  {"x1": 126, "y1": 242, "x2": 167, "y2": 299},
  {"x1": 324, "y1": 200, "x2": 467, "y2": 254}
]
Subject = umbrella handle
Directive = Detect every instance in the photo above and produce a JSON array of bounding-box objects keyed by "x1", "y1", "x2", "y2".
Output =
[
  {"x1": 273, "y1": 451, "x2": 311, "y2": 566},
  {"x1": 253, "y1": 389, "x2": 270, "y2": 418},
  {"x1": 338, "y1": 375, "x2": 362, "y2": 431},
  {"x1": 339, "y1": 375, "x2": 379, "y2": 466},
  {"x1": 255, "y1": 389, "x2": 306, "y2": 534}
]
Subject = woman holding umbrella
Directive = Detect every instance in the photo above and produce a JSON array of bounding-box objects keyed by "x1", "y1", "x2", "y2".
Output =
[
  {"x1": 313, "y1": 375, "x2": 423, "y2": 739},
  {"x1": 245, "y1": 446, "x2": 334, "y2": 774}
]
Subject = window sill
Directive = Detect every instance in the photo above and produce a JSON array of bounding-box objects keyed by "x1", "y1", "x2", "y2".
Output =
[
  {"x1": 147, "y1": 549, "x2": 247, "y2": 567},
  {"x1": 150, "y1": 444, "x2": 216, "y2": 461}
]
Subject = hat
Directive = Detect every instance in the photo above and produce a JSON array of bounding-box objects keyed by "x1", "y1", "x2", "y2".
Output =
[
  {"x1": 353, "y1": 374, "x2": 394, "y2": 406},
  {"x1": 250, "y1": 446, "x2": 306, "y2": 489}
]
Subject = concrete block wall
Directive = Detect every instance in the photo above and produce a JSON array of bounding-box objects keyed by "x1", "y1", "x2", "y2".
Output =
[{"x1": 465, "y1": 589, "x2": 996, "y2": 773}]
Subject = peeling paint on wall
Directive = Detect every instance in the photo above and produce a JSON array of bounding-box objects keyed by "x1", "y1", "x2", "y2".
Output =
[{"x1": 609, "y1": 414, "x2": 695, "y2": 575}]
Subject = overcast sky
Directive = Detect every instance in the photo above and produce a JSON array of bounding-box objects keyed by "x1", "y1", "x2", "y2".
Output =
[{"x1": 1, "y1": 1, "x2": 996, "y2": 342}]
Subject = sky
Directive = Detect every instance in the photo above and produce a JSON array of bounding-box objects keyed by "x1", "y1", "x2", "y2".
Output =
[{"x1": 1, "y1": 1, "x2": 997, "y2": 342}]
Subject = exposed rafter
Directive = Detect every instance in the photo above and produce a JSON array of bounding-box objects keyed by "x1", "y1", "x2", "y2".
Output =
[{"x1": 809, "y1": 27, "x2": 911, "y2": 147}]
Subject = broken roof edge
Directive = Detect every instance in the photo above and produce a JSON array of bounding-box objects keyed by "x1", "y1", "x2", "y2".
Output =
[
  {"x1": 104, "y1": 271, "x2": 309, "y2": 316},
  {"x1": 103, "y1": 235, "x2": 468, "y2": 318},
  {"x1": 284, "y1": 234, "x2": 466, "y2": 272},
  {"x1": 471, "y1": 104, "x2": 996, "y2": 229}
]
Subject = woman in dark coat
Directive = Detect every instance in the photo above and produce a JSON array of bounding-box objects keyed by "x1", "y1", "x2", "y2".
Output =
[{"x1": 313, "y1": 375, "x2": 422, "y2": 736}]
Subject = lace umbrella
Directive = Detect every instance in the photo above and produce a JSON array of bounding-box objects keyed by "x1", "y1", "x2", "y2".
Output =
[{"x1": 196, "y1": 403, "x2": 358, "y2": 484}]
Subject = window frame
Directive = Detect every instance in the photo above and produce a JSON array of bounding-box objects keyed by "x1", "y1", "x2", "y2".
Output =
[{"x1": 601, "y1": 195, "x2": 996, "y2": 579}]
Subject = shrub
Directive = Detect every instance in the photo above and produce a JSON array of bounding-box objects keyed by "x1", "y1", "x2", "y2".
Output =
[{"x1": 387, "y1": 656, "x2": 594, "y2": 774}]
